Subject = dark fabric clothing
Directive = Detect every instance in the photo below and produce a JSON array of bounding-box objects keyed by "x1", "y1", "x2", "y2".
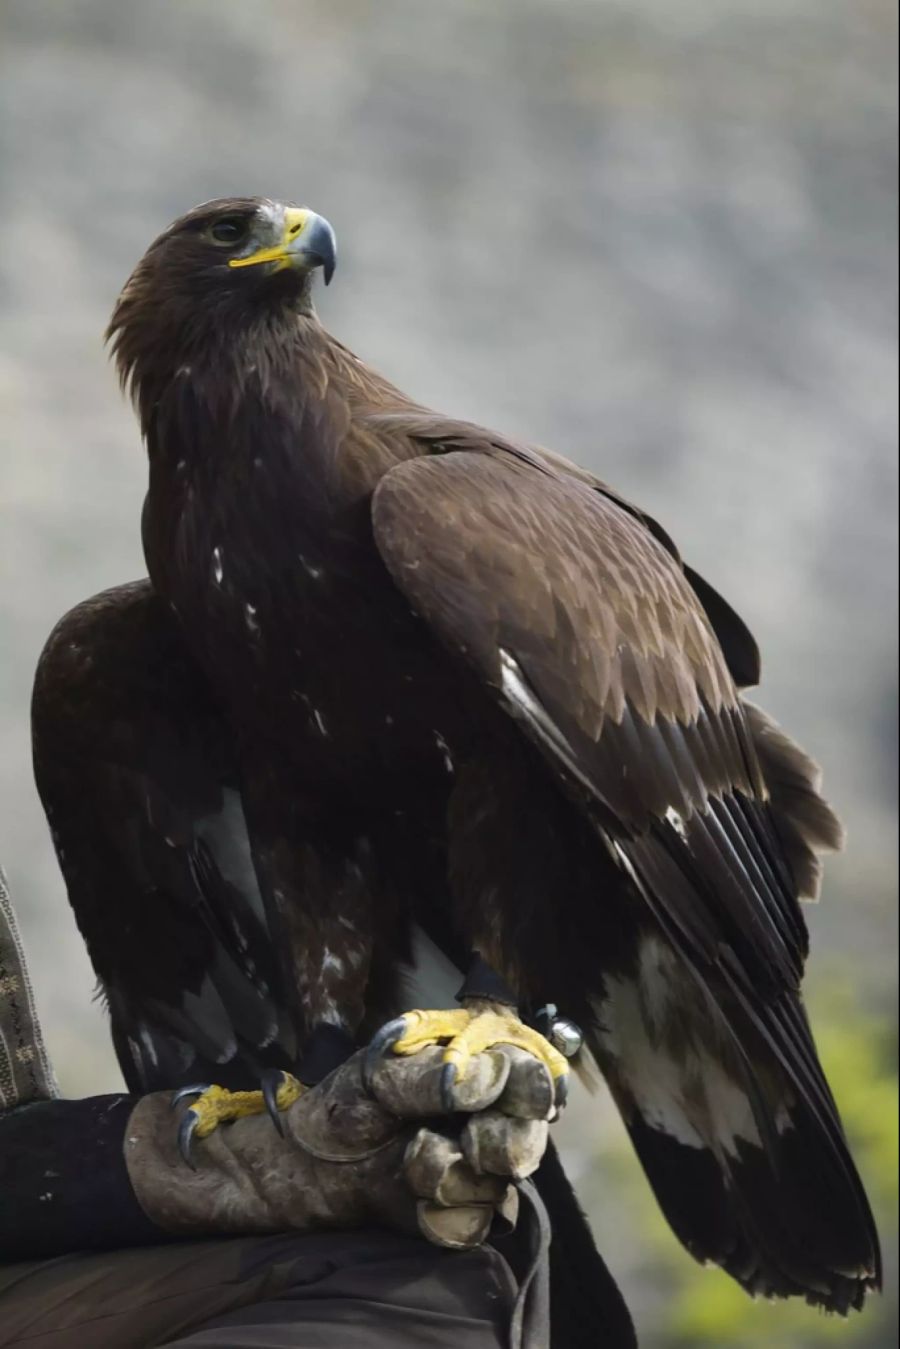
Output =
[
  {"x1": 0, "y1": 1096, "x2": 160, "y2": 1262},
  {"x1": 0, "y1": 1230, "x2": 516, "y2": 1349}
]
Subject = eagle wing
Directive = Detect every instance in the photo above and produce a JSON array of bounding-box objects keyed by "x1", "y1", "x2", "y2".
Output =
[
  {"x1": 31, "y1": 581, "x2": 291, "y2": 1093},
  {"x1": 370, "y1": 430, "x2": 877, "y2": 1308},
  {"x1": 373, "y1": 440, "x2": 805, "y2": 983}
]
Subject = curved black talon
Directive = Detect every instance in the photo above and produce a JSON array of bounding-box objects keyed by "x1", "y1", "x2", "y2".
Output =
[
  {"x1": 440, "y1": 1061, "x2": 459, "y2": 1113},
  {"x1": 362, "y1": 1017, "x2": 409, "y2": 1094},
  {"x1": 261, "y1": 1069, "x2": 288, "y2": 1136},
  {"x1": 554, "y1": 1073, "x2": 569, "y2": 1111},
  {"x1": 171, "y1": 1082, "x2": 209, "y2": 1109},
  {"x1": 177, "y1": 1107, "x2": 200, "y2": 1169}
]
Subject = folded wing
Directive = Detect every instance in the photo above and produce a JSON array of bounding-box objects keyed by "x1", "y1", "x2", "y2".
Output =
[
  {"x1": 371, "y1": 436, "x2": 878, "y2": 1310},
  {"x1": 31, "y1": 581, "x2": 292, "y2": 1093}
]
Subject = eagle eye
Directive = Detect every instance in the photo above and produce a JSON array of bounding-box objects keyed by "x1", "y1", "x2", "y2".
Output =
[{"x1": 209, "y1": 216, "x2": 251, "y2": 246}]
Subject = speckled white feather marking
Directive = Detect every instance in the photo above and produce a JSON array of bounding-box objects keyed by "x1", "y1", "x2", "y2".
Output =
[
  {"x1": 499, "y1": 647, "x2": 597, "y2": 795},
  {"x1": 594, "y1": 935, "x2": 791, "y2": 1157},
  {"x1": 298, "y1": 554, "x2": 324, "y2": 581},
  {"x1": 434, "y1": 731, "x2": 454, "y2": 773},
  {"x1": 665, "y1": 806, "x2": 688, "y2": 840}
]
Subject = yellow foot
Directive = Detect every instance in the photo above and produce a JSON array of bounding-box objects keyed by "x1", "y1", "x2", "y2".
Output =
[
  {"x1": 173, "y1": 1072, "x2": 303, "y2": 1164},
  {"x1": 365, "y1": 1006, "x2": 569, "y2": 1110}
]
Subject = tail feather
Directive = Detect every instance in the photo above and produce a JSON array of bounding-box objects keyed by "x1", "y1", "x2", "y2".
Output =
[{"x1": 744, "y1": 700, "x2": 844, "y2": 900}]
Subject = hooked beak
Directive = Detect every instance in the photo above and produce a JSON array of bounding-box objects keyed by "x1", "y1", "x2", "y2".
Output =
[{"x1": 229, "y1": 208, "x2": 337, "y2": 285}]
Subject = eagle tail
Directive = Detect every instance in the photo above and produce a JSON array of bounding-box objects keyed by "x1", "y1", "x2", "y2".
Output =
[
  {"x1": 742, "y1": 699, "x2": 844, "y2": 901},
  {"x1": 590, "y1": 933, "x2": 881, "y2": 1314}
]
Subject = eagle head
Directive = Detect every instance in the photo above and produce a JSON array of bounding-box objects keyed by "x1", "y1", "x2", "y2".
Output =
[{"x1": 107, "y1": 197, "x2": 337, "y2": 415}]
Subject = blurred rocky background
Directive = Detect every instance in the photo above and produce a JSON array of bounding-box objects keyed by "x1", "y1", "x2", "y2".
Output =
[{"x1": 0, "y1": 1, "x2": 896, "y2": 1344}]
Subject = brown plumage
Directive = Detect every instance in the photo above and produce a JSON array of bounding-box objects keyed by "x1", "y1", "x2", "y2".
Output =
[{"x1": 34, "y1": 196, "x2": 877, "y2": 1317}]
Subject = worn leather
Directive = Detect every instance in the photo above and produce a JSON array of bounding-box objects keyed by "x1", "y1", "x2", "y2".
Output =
[{"x1": 126, "y1": 1044, "x2": 553, "y2": 1251}]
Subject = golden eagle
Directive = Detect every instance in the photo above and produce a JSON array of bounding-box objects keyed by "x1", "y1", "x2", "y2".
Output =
[{"x1": 33, "y1": 197, "x2": 879, "y2": 1315}]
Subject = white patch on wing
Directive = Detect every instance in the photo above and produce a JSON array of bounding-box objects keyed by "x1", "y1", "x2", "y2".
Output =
[
  {"x1": 595, "y1": 979, "x2": 704, "y2": 1150},
  {"x1": 312, "y1": 708, "x2": 328, "y2": 737},
  {"x1": 318, "y1": 997, "x2": 346, "y2": 1028},
  {"x1": 212, "y1": 547, "x2": 224, "y2": 585},
  {"x1": 635, "y1": 934, "x2": 679, "y2": 1036},
  {"x1": 434, "y1": 731, "x2": 454, "y2": 773},
  {"x1": 594, "y1": 934, "x2": 770, "y2": 1157},
  {"x1": 613, "y1": 841, "x2": 641, "y2": 886},
  {"x1": 322, "y1": 949, "x2": 345, "y2": 976},
  {"x1": 244, "y1": 603, "x2": 260, "y2": 634},
  {"x1": 665, "y1": 806, "x2": 688, "y2": 840},
  {"x1": 498, "y1": 648, "x2": 598, "y2": 796},
  {"x1": 137, "y1": 1025, "x2": 159, "y2": 1070}
]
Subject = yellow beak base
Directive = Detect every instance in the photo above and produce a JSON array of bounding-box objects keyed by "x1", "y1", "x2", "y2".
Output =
[{"x1": 228, "y1": 208, "x2": 312, "y2": 272}]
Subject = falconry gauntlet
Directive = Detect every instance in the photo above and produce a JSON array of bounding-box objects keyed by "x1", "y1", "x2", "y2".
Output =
[
  {"x1": 127, "y1": 1044, "x2": 553, "y2": 1250},
  {"x1": 0, "y1": 867, "x2": 551, "y2": 1261}
]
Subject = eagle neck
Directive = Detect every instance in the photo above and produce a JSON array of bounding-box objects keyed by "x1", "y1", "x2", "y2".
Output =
[{"x1": 142, "y1": 310, "x2": 326, "y2": 464}]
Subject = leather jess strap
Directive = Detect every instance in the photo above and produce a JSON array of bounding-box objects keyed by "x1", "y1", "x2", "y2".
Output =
[{"x1": 508, "y1": 1178, "x2": 552, "y2": 1349}]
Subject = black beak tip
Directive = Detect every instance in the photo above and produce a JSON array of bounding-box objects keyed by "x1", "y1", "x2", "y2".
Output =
[
  {"x1": 302, "y1": 214, "x2": 337, "y2": 286},
  {"x1": 305, "y1": 250, "x2": 336, "y2": 286}
]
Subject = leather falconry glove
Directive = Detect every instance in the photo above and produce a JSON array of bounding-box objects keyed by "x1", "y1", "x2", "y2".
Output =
[{"x1": 126, "y1": 1043, "x2": 555, "y2": 1250}]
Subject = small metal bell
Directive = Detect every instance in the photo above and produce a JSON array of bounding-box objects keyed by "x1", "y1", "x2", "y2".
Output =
[
  {"x1": 549, "y1": 1015, "x2": 585, "y2": 1059},
  {"x1": 534, "y1": 1003, "x2": 585, "y2": 1059}
]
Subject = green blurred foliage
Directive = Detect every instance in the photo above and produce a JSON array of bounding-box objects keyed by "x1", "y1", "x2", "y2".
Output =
[{"x1": 584, "y1": 978, "x2": 898, "y2": 1349}]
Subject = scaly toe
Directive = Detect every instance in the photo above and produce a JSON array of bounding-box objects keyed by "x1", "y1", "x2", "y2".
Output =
[
  {"x1": 390, "y1": 1008, "x2": 473, "y2": 1057},
  {"x1": 365, "y1": 1008, "x2": 474, "y2": 1089},
  {"x1": 380, "y1": 1007, "x2": 571, "y2": 1110},
  {"x1": 441, "y1": 1010, "x2": 569, "y2": 1105},
  {"x1": 183, "y1": 1084, "x2": 248, "y2": 1140},
  {"x1": 175, "y1": 1079, "x2": 304, "y2": 1167}
]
